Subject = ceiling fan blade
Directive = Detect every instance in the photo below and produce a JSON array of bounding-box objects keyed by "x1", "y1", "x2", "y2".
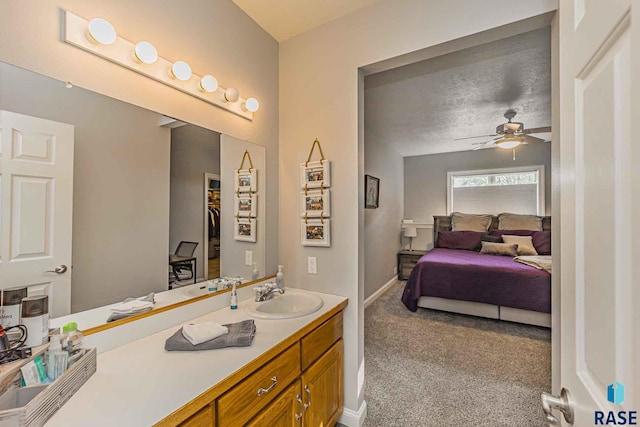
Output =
[
  {"x1": 453, "y1": 134, "x2": 497, "y2": 141},
  {"x1": 523, "y1": 126, "x2": 551, "y2": 134},
  {"x1": 523, "y1": 135, "x2": 545, "y2": 144},
  {"x1": 472, "y1": 144, "x2": 488, "y2": 151}
]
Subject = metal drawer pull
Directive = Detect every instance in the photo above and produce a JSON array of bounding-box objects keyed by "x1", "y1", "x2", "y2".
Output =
[
  {"x1": 257, "y1": 376, "x2": 278, "y2": 396},
  {"x1": 295, "y1": 394, "x2": 304, "y2": 420},
  {"x1": 304, "y1": 384, "x2": 311, "y2": 409}
]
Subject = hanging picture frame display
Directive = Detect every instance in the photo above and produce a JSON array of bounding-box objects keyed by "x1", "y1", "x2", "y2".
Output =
[
  {"x1": 234, "y1": 168, "x2": 257, "y2": 193},
  {"x1": 234, "y1": 218, "x2": 257, "y2": 242},
  {"x1": 234, "y1": 194, "x2": 257, "y2": 217},
  {"x1": 300, "y1": 160, "x2": 331, "y2": 189},
  {"x1": 300, "y1": 189, "x2": 330, "y2": 218},
  {"x1": 301, "y1": 219, "x2": 330, "y2": 247}
]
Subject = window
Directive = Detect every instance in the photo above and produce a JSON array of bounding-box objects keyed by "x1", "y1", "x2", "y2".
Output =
[{"x1": 447, "y1": 166, "x2": 545, "y2": 215}]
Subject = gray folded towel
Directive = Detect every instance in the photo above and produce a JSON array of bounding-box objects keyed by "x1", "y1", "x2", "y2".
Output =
[
  {"x1": 164, "y1": 319, "x2": 256, "y2": 351},
  {"x1": 106, "y1": 293, "x2": 155, "y2": 323}
]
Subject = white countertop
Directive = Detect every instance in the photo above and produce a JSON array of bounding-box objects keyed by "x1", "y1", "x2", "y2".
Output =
[{"x1": 45, "y1": 289, "x2": 347, "y2": 427}]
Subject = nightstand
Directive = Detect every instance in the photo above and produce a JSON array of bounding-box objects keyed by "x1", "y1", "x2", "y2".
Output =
[{"x1": 397, "y1": 250, "x2": 426, "y2": 280}]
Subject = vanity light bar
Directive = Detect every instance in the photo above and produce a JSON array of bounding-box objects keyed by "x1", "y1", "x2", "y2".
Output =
[{"x1": 63, "y1": 11, "x2": 257, "y2": 120}]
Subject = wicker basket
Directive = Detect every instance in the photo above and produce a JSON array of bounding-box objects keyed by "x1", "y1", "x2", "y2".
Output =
[{"x1": 0, "y1": 348, "x2": 97, "y2": 427}]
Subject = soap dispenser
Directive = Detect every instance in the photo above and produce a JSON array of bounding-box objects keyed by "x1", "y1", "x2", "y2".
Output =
[
  {"x1": 252, "y1": 263, "x2": 259, "y2": 281},
  {"x1": 230, "y1": 282, "x2": 238, "y2": 310},
  {"x1": 276, "y1": 265, "x2": 285, "y2": 291}
]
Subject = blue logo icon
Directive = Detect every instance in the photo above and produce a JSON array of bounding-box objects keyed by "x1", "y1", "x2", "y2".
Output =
[{"x1": 608, "y1": 382, "x2": 625, "y2": 406}]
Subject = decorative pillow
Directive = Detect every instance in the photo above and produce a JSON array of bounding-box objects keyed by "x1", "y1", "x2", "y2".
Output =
[
  {"x1": 479, "y1": 242, "x2": 519, "y2": 257},
  {"x1": 451, "y1": 212, "x2": 493, "y2": 232},
  {"x1": 498, "y1": 213, "x2": 543, "y2": 231},
  {"x1": 436, "y1": 231, "x2": 483, "y2": 251},
  {"x1": 501, "y1": 235, "x2": 538, "y2": 256},
  {"x1": 490, "y1": 229, "x2": 535, "y2": 237},
  {"x1": 474, "y1": 234, "x2": 502, "y2": 251},
  {"x1": 532, "y1": 231, "x2": 551, "y2": 255}
]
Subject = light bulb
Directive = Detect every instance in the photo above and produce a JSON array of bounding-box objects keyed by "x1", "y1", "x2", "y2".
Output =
[
  {"x1": 170, "y1": 61, "x2": 192, "y2": 81},
  {"x1": 86, "y1": 18, "x2": 117, "y2": 45},
  {"x1": 244, "y1": 98, "x2": 260, "y2": 112},
  {"x1": 224, "y1": 88, "x2": 240, "y2": 102},
  {"x1": 200, "y1": 75, "x2": 218, "y2": 92},
  {"x1": 495, "y1": 139, "x2": 522, "y2": 149},
  {"x1": 134, "y1": 41, "x2": 158, "y2": 65}
]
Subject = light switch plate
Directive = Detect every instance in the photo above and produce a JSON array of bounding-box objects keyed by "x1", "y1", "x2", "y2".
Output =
[
  {"x1": 245, "y1": 251, "x2": 253, "y2": 266},
  {"x1": 308, "y1": 257, "x2": 318, "y2": 274},
  {"x1": 393, "y1": 266, "x2": 398, "y2": 275}
]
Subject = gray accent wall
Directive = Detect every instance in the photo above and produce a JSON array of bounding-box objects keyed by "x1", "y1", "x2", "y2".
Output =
[
  {"x1": 404, "y1": 143, "x2": 552, "y2": 251},
  {"x1": 364, "y1": 126, "x2": 404, "y2": 300},
  {"x1": 169, "y1": 125, "x2": 221, "y2": 280}
]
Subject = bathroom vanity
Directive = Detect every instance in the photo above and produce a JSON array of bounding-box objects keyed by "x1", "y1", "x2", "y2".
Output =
[{"x1": 45, "y1": 290, "x2": 347, "y2": 427}]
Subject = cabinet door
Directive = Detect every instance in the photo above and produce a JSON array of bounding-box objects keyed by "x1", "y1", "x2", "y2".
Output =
[
  {"x1": 301, "y1": 339, "x2": 343, "y2": 427},
  {"x1": 178, "y1": 404, "x2": 214, "y2": 427},
  {"x1": 246, "y1": 381, "x2": 303, "y2": 427}
]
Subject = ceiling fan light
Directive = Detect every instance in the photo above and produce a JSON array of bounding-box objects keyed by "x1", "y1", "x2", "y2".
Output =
[{"x1": 495, "y1": 139, "x2": 523, "y2": 149}]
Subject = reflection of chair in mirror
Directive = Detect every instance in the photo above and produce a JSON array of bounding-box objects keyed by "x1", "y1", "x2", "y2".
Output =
[{"x1": 169, "y1": 241, "x2": 198, "y2": 289}]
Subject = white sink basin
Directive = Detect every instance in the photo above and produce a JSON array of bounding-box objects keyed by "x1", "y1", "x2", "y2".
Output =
[{"x1": 244, "y1": 291, "x2": 324, "y2": 319}]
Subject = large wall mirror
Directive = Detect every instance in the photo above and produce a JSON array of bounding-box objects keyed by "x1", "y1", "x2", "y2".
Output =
[{"x1": 0, "y1": 61, "x2": 270, "y2": 327}]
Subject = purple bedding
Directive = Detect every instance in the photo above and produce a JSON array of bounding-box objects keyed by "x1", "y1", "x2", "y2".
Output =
[{"x1": 401, "y1": 248, "x2": 551, "y2": 313}]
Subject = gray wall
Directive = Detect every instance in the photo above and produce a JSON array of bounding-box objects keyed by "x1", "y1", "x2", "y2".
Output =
[
  {"x1": 404, "y1": 142, "x2": 552, "y2": 250},
  {"x1": 363, "y1": 127, "x2": 404, "y2": 300},
  {"x1": 169, "y1": 125, "x2": 221, "y2": 280},
  {"x1": 0, "y1": 61, "x2": 170, "y2": 313}
]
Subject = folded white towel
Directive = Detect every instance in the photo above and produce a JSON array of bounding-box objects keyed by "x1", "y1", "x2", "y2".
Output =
[
  {"x1": 182, "y1": 321, "x2": 229, "y2": 346},
  {"x1": 111, "y1": 300, "x2": 154, "y2": 314}
]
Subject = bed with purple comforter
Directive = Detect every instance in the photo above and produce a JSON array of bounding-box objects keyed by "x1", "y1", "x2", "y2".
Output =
[{"x1": 401, "y1": 248, "x2": 551, "y2": 313}]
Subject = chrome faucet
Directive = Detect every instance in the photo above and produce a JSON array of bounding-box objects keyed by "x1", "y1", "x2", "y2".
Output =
[{"x1": 254, "y1": 283, "x2": 285, "y2": 302}]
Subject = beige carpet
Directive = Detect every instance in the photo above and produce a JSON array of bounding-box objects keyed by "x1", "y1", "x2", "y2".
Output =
[{"x1": 362, "y1": 281, "x2": 551, "y2": 427}]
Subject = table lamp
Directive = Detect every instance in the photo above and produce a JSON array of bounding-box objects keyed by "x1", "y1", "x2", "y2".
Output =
[{"x1": 404, "y1": 226, "x2": 418, "y2": 251}]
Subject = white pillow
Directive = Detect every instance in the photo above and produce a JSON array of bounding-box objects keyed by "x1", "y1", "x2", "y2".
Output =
[{"x1": 501, "y1": 235, "x2": 538, "y2": 256}]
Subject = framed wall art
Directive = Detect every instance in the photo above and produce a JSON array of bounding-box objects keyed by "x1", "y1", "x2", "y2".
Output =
[
  {"x1": 234, "y1": 218, "x2": 257, "y2": 242},
  {"x1": 300, "y1": 160, "x2": 331, "y2": 189},
  {"x1": 300, "y1": 189, "x2": 330, "y2": 218},
  {"x1": 301, "y1": 219, "x2": 331, "y2": 247},
  {"x1": 234, "y1": 168, "x2": 257, "y2": 193},
  {"x1": 365, "y1": 174, "x2": 380, "y2": 209},
  {"x1": 234, "y1": 194, "x2": 257, "y2": 217}
]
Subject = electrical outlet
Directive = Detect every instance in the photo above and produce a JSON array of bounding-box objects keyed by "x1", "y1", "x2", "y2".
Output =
[
  {"x1": 393, "y1": 266, "x2": 398, "y2": 275},
  {"x1": 245, "y1": 251, "x2": 253, "y2": 266},
  {"x1": 307, "y1": 257, "x2": 318, "y2": 274}
]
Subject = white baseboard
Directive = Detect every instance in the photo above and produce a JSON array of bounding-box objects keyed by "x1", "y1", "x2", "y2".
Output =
[
  {"x1": 364, "y1": 277, "x2": 397, "y2": 309},
  {"x1": 339, "y1": 400, "x2": 367, "y2": 427}
]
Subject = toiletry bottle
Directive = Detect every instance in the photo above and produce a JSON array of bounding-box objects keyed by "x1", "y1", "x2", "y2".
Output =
[
  {"x1": 21, "y1": 295, "x2": 49, "y2": 348},
  {"x1": 62, "y1": 322, "x2": 84, "y2": 367},
  {"x1": 276, "y1": 265, "x2": 285, "y2": 291},
  {"x1": 46, "y1": 334, "x2": 68, "y2": 381},
  {"x1": 0, "y1": 287, "x2": 27, "y2": 328},
  {"x1": 252, "y1": 263, "x2": 259, "y2": 281},
  {"x1": 230, "y1": 283, "x2": 238, "y2": 310}
]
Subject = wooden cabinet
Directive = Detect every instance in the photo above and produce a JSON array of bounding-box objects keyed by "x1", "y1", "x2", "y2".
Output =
[
  {"x1": 246, "y1": 381, "x2": 303, "y2": 427},
  {"x1": 397, "y1": 250, "x2": 426, "y2": 280},
  {"x1": 160, "y1": 307, "x2": 345, "y2": 427},
  {"x1": 301, "y1": 340, "x2": 343, "y2": 427}
]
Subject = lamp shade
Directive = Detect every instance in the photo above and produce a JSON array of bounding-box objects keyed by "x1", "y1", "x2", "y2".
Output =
[{"x1": 403, "y1": 226, "x2": 418, "y2": 238}]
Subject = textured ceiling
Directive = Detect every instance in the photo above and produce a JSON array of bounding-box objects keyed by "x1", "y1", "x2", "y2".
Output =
[
  {"x1": 364, "y1": 27, "x2": 552, "y2": 157},
  {"x1": 232, "y1": 0, "x2": 385, "y2": 41}
]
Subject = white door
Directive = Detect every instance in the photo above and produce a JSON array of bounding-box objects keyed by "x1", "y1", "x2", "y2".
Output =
[
  {"x1": 546, "y1": 1, "x2": 639, "y2": 425},
  {"x1": 0, "y1": 111, "x2": 74, "y2": 318}
]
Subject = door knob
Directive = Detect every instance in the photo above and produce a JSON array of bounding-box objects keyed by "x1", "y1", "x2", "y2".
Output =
[
  {"x1": 46, "y1": 265, "x2": 68, "y2": 274},
  {"x1": 541, "y1": 388, "x2": 574, "y2": 426}
]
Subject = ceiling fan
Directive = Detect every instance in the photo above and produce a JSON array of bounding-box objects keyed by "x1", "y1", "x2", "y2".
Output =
[{"x1": 455, "y1": 110, "x2": 551, "y2": 152}]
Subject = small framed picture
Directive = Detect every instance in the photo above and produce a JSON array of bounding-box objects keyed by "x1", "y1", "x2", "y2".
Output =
[
  {"x1": 234, "y1": 194, "x2": 257, "y2": 217},
  {"x1": 234, "y1": 169, "x2": 257, "y2": 193},
  {"x1": 300, "y1": 189, "x2": 330, "y2": 218},
  {"x1": 301, "y1": 219, "x2": 331, "y2": 247},
  {"x1": 365, "y1": 174, "x2": 380, "y2": 209},
  {"x1": 234, "y1": 218, "x2": 257, "y2": 242},
  {"x1": 300, "y1": 160, "x2": 331, "y2": 189}
]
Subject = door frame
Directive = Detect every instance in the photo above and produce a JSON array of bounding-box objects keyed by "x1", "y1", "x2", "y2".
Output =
[{"x1": 203, "y1": 173, "x2": 221, "y2": 278}]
